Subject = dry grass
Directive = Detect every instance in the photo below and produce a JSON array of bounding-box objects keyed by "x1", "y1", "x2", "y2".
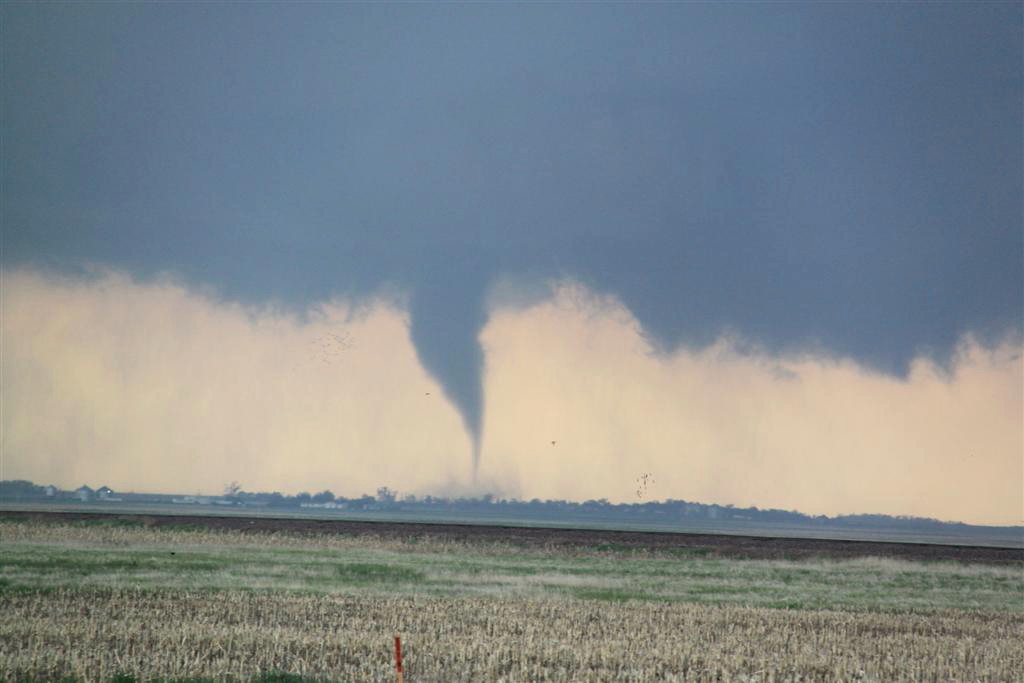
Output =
[
  {"x1": 1, "y1": 518, "x2": 1022, "y2": 681},
  {"x1": 2, "y1": 587, "x2": 1022, "y2": 682}
]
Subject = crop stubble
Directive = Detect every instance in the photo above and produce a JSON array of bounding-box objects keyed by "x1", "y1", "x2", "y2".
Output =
[
  {"x1": 3, "y1": 587, "x2": 1023, "y2": 681},
  {"x1": 1, "y1": 514, "x2": 1022, "y2": 681}
]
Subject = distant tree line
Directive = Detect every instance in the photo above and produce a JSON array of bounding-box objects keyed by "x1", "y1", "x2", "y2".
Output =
[
  {"x1": 0, "y1": 480, "x2": 50, "y2": 499},
  {"x1": 1, "y1": 478, "x2": 980, "y2": 533}
]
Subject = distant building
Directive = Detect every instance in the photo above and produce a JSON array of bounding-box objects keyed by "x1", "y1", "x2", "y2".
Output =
[
  {"x1": 300, "y1": 501, "x2": 345, "y2": 509},
  {"x1": 44, "y1": 485, "x2": 57, "y2": 497},
  {"x1": 95, "y1": 486, "x2": 123, "y2": 502},
  {"x1": 172, "y1": 495, "x2": 213, "y2": 505},
  {"x1": 75, "y1": 485, "x2": 94, "y2": 502}
]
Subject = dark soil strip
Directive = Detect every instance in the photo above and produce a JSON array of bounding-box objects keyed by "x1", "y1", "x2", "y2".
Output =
[{"x1": 4, "y1": 509, "x2": 1021, "y2": 565}]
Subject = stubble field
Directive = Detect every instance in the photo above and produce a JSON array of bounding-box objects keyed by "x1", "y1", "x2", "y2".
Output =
[{"x1": 0, "y1": 513, "x2": 1021, "y2": 681}]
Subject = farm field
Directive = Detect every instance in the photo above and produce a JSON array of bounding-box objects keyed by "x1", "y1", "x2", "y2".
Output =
[
  {"x1": 4, "y1": 501, "x2": 1022, "y2": 549},
  {"x1": 1, "y1": 514, "x2": 1022, "y2": 681}
]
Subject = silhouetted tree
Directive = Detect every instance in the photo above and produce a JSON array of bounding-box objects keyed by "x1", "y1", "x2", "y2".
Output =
[{"x1": 311, "y1": 490, "x2": 334, "y2": 503}]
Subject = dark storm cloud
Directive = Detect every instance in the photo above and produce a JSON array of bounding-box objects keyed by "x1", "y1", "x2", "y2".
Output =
[{"x1": 3, "y1": 3, "x2": 1021, "y2": 449}]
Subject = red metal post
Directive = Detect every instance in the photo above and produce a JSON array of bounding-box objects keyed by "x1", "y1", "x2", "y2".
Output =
[{"x1": 394, "y1": 635, "x2": 404, "y2": 683}]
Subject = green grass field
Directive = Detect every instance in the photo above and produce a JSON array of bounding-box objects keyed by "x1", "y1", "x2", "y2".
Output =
[{"x1": 1, "y1": 517, "x2": 1021, "y2": 681}]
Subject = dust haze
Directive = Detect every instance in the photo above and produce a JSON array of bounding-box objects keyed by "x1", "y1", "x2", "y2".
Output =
[{"x1": 3, "y1": 268, "x2": 1019, "y2": 525}]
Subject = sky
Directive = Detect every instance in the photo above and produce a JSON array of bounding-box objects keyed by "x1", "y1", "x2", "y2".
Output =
[{"x1": 2, "y1": 3, "x2": 1021, "y2": 524}]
